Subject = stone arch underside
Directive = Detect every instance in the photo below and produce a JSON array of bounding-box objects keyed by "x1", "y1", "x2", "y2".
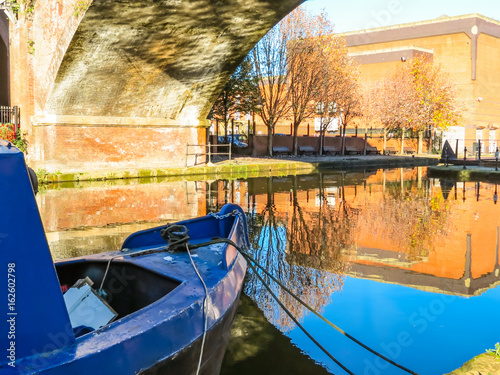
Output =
[{"x1": 43, "y1": 0, "x2": 305, "y2": 125}]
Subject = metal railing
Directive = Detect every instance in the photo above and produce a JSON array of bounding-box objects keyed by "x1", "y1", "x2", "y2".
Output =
[
  {"x1": 185, "y1": 143, "x2": 232, "y2": 167},
  {"x1": 0, "y1": 106, "x2": 20, "y2": 142},
  {"x1": 442, "y1": 138, "x2": 500, "y2": 159},
  {"x1": 0, "y1": 106, "x2": 20, "y2": 130}
]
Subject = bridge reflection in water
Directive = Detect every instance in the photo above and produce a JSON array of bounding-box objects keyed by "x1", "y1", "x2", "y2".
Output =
[{"x1": 38, "y1": 167, "x2": 500, "y2": 375}]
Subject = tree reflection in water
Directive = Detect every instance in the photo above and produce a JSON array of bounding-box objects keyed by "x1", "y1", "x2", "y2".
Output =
[
  {"x1": 241, "y1": 168, "x2": 454, "y2": 332},
  {"x1": 357, "y1": 170, "x2": 452, "y2": 261},
  {"x1": 245, "y1": 175, "x2": 347, "y2": 331}
]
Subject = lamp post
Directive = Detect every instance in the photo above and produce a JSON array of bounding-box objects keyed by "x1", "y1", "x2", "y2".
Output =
[
  {"x1": 463, "y1": 146, "x2": 467, "y2": 170},
  {"x1": 496, "y1": 147, "x2": 499, "y2": 171},
  {"x1": 494, "y1": 184, "x2": 498, "y2": 205},
  {"x1": 316, "y1": 102, "x2": 326, "y2": 155}
]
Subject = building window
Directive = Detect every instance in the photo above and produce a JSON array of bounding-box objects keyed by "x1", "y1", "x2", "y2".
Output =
[
  {"x1": 489, "y1": 129, "x2": 497, "y2": 153},
  {"x1": 476, "y1": 129, "x2": 483, "y2": 140}
]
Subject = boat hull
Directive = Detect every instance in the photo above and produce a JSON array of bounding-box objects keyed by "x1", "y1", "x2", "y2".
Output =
[
  {"x1": 140, "y1": 289, "x2": 242, "y2": 375},
  {"x1": 9, "y1": 252, "x2": 247, "y2": 375}
]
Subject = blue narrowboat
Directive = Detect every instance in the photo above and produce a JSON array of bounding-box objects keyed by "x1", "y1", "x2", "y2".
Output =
[{"x1": 0, "y1": 140, "x2": 248, "y2": 374}]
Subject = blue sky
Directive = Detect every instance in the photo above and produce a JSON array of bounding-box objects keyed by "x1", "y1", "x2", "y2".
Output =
[{"x1": 303, "y1": 0, "x2": 500, "y2": 33}]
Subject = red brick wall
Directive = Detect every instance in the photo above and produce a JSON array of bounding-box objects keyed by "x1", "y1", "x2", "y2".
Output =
[{"x1": 30, "y1": 124, "x2": 205, "y2": 171}]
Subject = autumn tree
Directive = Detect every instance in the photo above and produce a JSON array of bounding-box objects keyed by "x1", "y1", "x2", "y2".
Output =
[
  {"x1": 315, "y1": 43, "x2": 361, "y2": 155},
  {"x1": 369, "y1": 70, "x2": 416, "y2": 152},
  {"x1": 235, "y1": 57, "x2": 262, "y2": 125},
  {"x1": 371, "y1": 55, "x2": 462, "y2": 153},
  {"x1": 247, "y1": 6, "x2": 363, "y2": 156},
  {"x1": 249, "y1": 19, "x2": 291, "y2": 156},
  {"x1": 410, "y1": 55, "x2": 462, "y2": 151},
  {"x1": 210, "y1": 56, "x2": 259, "y2": 141},
  {"x1": 285, "y1": 9, "x2": 334, "y2": 155},
  {"x1": 336, "y1": 67, "x2": 363, "y2": 155}
]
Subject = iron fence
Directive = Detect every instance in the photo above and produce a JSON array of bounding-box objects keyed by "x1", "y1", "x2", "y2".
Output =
[
  {"x1": 441, "y1": 138, "x2": 500, "y2": 159},
  {"x1": 0, "y1": 106, "x2": 20, "y2": 132}
]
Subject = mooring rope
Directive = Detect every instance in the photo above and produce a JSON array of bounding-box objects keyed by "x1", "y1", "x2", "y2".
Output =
[
  {"x1": 119, "y1": 211, "x2": 418, "y2": 375},
  {"x1": 185, "y1": 242, "x2": 209, "y2": 375},
  {"x1": 161, "y1": 224, "x2": 190, "y2": 251},
  {"x1": 161, "y1": 225, "x2": 210, "y2": 375},
  {"x1": 240, "y1": 250, "x2": 419, "y2": 375},
  {"x1": 194, "y1": 235, "x2": 418, "y2": 375},
  {"x1": 245, "y1": 258, "x2": 356, "y2": 375}
]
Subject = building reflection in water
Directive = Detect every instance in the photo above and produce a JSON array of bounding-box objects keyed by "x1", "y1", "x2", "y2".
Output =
[
  {"x1": 208, "y1": 168, "x2": 500, "y2": 374},
  {"x1": 205, "y1": 169, "x2": 500, "y2": 302},
  {"x1": 39, "y1": 168, "x2": 500, "y2": 374}
]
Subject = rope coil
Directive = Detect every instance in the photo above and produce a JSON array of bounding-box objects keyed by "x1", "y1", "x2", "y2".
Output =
[{"x1": 161, "y1": 224, "x2": 190, "y2": 251}]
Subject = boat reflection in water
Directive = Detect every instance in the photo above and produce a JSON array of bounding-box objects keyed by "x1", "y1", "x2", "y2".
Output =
[{"x1": 39, "y1": 168, "x2": 500, "y2": 375}]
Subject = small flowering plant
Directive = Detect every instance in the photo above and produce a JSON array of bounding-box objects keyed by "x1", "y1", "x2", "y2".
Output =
[{"x1": 0, "y1": 123, "x2": 15, "y2": 142}]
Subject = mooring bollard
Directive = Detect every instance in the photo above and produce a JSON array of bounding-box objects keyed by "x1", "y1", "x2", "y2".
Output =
[{"x1": 463, "y1": 146, "x2": 467, "y2": 170}]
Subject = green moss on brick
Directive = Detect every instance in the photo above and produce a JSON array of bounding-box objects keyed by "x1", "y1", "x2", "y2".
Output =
[
  {"x1": 138, "y1": 169, "x2": 152, "y2": 178},
  {"x1": 57, "y1": 173, "x2": 78, "y2": 182},
  {"x1": 235, "y1": 165, "x2": 246, "y2": 173}
]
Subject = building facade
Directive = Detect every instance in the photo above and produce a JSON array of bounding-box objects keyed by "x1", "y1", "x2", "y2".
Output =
[
  {"x1": 344, "y1": 14, "x2": 500, "y2": 155},
  {"x1": 225, "y1": 14, "x2": 500, "y2": 156}
]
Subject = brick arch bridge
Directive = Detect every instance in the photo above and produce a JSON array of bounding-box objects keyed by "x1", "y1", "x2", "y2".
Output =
[{"x1": 9, "y1": 0, "x2": 304, "y2": 172}]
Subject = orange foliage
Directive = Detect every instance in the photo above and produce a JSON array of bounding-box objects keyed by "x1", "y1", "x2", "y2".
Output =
[{"x1": 369, "y1": 55, "x2": 462, "y2": 132}]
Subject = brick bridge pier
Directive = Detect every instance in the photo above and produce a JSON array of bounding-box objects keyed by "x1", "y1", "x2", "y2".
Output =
[{"x1": 5, "y1": 0, "x2": 304, "y2": 172}]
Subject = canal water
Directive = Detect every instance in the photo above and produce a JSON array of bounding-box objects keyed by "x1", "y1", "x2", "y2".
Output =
[{"x1": 38, "y1": 167, "x2": 500, "y2": 375}]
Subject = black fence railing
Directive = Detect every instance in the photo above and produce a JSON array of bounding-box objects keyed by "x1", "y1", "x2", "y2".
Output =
[
  {"x1": 0, "y1": 106, "x2": 20, "y2": 142},
  {"x1": 0, "y1": 105, "x2": 20, "y2": 129}
]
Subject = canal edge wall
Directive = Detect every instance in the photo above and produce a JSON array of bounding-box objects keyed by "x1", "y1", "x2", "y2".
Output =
[
  {"x1": 444, "y1": 352, "x2": 500, "y2": 374},
  {"x1": 428, "y1": 165, "x2": 500, "y2": 182},
  {"x1": 36, "y1": 156, "x2": 439, "y2": 184}
]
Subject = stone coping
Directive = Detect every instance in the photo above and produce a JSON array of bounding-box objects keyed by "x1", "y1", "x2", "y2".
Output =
[
  {"x1": 341, "y1": 13, "x2": 500, "y2": 37},
  {"x1": 32, "y1": 115, "x2": 208, "y2": 128}
]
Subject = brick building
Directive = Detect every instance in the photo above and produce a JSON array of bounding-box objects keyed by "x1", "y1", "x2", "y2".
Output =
[
  {"x1": 344, "y1": 13, "x2": 500, "y2": 155},
  {"x1": 247, "y1": 14, "x2": 500, "y2": 155}
]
